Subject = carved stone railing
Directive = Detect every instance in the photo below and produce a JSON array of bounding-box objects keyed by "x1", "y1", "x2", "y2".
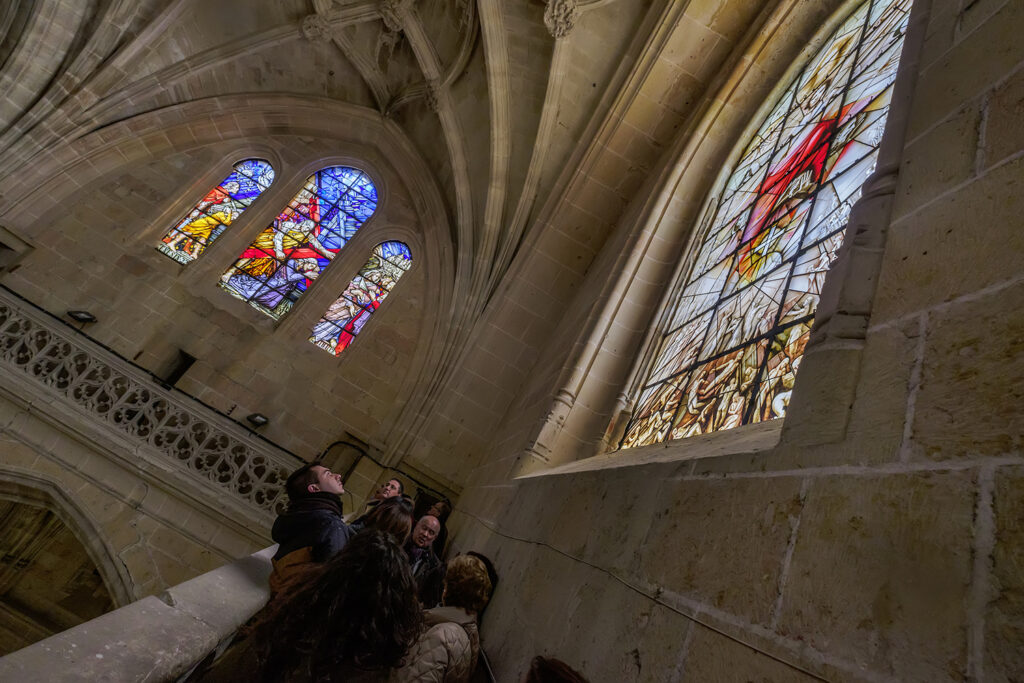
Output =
[{"x1": 0, "y1": 287, "x2": 302, "y2": 515}]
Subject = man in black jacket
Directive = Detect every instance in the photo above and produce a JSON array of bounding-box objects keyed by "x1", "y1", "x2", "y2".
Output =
[
  {"x1": 405, "y1": 514, "x2": 445, "y2": 607},
  {"x1": 269, "y1": 462, "x2": 351, "y2": 592}
]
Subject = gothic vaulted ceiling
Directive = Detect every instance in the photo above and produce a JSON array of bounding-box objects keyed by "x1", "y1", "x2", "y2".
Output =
[{"x1": 0, "y1": 0, "x2": 789, "y2": 476}]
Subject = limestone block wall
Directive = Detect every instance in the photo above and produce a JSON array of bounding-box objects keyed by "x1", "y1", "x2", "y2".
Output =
[{"x1": 448, "y1": 1, "x2": 1024, "y2": 681}]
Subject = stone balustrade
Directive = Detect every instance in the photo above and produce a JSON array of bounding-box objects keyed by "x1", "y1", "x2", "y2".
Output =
[
  {"x1": 0, "y1": 287, "x2": 302, "y2": 516},
  {"x1": 0, "y1": 546, "x2": 274, "y2": 682}
]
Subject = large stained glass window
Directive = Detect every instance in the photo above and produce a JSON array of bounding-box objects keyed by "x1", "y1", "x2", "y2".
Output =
[
  {"x1": 622, "y1": 0, "x2": 912, "y2": 448},
  {"x1": 310, "y1": 241, "x2": 412, "y2": 356},
  {"x1": 220, "y1": 166, "x2": 378, "y2": 320},
  {"x1": 157, "y1": 159, "x2": 275, "y2": 265}
]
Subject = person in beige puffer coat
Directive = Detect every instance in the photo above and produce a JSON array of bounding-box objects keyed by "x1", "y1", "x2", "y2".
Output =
[{"x1": 394, "y1": 554, "x2": 495, "y2": 683}]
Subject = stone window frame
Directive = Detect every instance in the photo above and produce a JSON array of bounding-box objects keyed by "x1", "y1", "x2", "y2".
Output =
[
  {"x1": 305, "y1": 239, "x2": 418, "y2": 358},
  {"x1": 176, "y1": 156, "x2": 389, "y2": 328},
  {"x1": 522, "y1": 0, "x2": 933, "y2": 475},
  {"x1": 139, "y1": 151, "x2": 433, "y2": 365}
]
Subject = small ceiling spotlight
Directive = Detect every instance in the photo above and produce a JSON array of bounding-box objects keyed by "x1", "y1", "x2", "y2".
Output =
[
  {"x1": 67, "y1": 310, "x2": 98, "y2": 323},
  {"x1": 246, "y1": 413, "x2": 269, "y2": 428}
]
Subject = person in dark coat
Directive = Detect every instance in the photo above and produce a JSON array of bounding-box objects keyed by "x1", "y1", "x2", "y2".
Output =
[
  {"x1": 405, "y1": 515, "x2": 445, "y2": 607},
  {"x1": 196, "y1": 530, "x2": 424, "y2": 683},
  {"x1": 269, "y1": 461, "x2": 352, "y2": 592},
  {"x1": 426, "y1": 499, "x2": 452, "y2": 559}
]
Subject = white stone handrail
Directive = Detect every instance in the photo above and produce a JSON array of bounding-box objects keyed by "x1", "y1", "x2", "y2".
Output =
[
  {"x1": 0, "y1": 287, "x2": 302, "y2": 515},
  {"x1": 0, "y1": 546, "x2": 275, "y2": 682}
]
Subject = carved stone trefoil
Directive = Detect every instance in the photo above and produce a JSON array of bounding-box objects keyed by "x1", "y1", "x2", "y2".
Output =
[{"x1": 544, "y1": 0, "x2": 579, "y2": 40}]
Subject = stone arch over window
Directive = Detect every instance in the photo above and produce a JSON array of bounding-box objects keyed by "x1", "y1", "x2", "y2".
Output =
[
  {"x1": 620, "y1": 0, "x2": 914, "y2": 449},
  {"x1": 310, "y1": 241, "x2": 413, "y2": 356},
  {"x1": 157, "y1": 158, "x2": 275, "y2": 265},
  {"x1": 219, "y1": 165, "x2": 379, "y2": 320},
  {"x1": 0, "y1": 471, "x2": 136, "y2": 609}
]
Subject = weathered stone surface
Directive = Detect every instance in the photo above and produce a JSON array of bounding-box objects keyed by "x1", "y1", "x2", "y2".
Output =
[
  {"x1": 875, "y1": 157, "x2": 1024, "y2": 323},
  {"x1": 638, "y1": 476, "x2": 805, "y2": 626},
  {"x1": 907, "y1": 2, "x2": 1024, "y2": 137},
  {"x1": 633, "y1": 604, "x2": 692, "y2": 682},
  {"x1": 0, "y1": 547, "x2": 273, "y2": 682},
  {"x1": 986, "y1": 465, "x2": 1024, "y2": 683},
  {"x1": 983, "y1": 61, "x2": 1024, "y2": 168},
  {"x1": 910, "y1": 280, "x2": 1024, "y2": 460},
  {"x1": 555, "y1": 563, "x2": 661, "y2": 682},
  {"x1": 894, "y1": 101, "x2": 980, "y2": 219},
  {"x1": 681, "y1": 625, "x2": 819, "y2": 682},
  {"x1": 777, "y1": 472, "x2": 974, "y2": 681},
  {"x1": 843, "y1": 318, "x2": 922, "y2": 462}
]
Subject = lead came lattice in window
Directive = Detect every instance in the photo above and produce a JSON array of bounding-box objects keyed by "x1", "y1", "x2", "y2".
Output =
[
  {"x1": 309, "y1": 241, "x2": 412, "y2": 356},
  {"x1": 621, "y1": 0, "x2": 913, "y2": 448},
  {"x1": 220, "y1": 166, "x2": 378, "y2": 320},
  {"x1": 157, "y1": 159, "x2": 275, "y2": 265}
]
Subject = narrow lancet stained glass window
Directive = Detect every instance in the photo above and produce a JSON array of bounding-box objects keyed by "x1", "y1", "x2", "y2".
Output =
[
  {"x1": 622, "y1": 0, "x2": 912, "y2": 448},
  {"x1": 157, "y1": 159, "x2": 275, "y2": 265},
  {"x1": 220, "y1": 166, "x2": 378, "y2": 320},
  {"x1": 310, "y1": 241, "x2": 412, "y2": 356}
]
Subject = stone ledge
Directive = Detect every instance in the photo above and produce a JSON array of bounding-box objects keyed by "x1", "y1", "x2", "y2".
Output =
[
  {"x1": 516, "y1": 420, "x2": 781, "y2": 478},
  {"x1": 0, "y1": 546, "x2": 275, "y2": 682}
]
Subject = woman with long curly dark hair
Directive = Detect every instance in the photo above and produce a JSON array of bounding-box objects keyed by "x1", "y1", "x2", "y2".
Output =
[{"x1": 198, "y1": 529, "x2": 423, "y2": 682}]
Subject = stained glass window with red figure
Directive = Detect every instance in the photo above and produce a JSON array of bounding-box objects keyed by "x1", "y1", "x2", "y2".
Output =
[
  {"x1": 309, "y1": 241, "x2": 412, "y2": 356},
  {"x1": 220, "y1": 166, "x2": 378, "y2": 320},
  {"x1": 622, "y1": 0, "x2": 912, "y2": 448}
]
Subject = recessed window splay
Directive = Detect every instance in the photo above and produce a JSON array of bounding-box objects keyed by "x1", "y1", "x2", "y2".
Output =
[
  {"x1": 622, "y1": 0, "x2": 912, "y2": 448},
  {"x1": 220, "y1": 166, "x2": 378, "y2": 320},
  {"x1": 157, "y1": 159, "x2": 275, "y2": 265},
  {"x1": 310, "y1": 241, "x2": 412, "y2": 356}
]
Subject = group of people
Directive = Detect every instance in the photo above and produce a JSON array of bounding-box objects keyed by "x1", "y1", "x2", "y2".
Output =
[{"x1": 194, "y1": 462, "x2": 587, "y2": 682}]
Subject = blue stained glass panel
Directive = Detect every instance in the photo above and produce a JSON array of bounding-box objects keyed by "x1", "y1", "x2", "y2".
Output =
[
  {"x1": 157, "y1": 159, "x2": 275, "y2": 265},
  {"x1": 309, "y1": 241, "x2": 412, "y2": 356},
  {"x1": 220, "y1": 166, "x2": 378, "y2": 320}
]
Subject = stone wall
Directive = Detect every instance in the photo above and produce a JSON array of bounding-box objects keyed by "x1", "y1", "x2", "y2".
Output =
[{"x1": 447, "y1": 1, "x2": 1024, "y2": 681}]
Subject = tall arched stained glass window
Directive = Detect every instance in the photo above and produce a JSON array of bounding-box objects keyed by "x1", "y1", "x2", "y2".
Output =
[
  {"x1": 157, "y1": 159, "x2": 275, "y2": 265},
  {"x1": 220, "y1": 166, "x2": 378, "y2": 320},
  {"x1": 310, "y1": 241, "x2": 412, "y2": 356},
  {"x1": 622, "y1": 0, "x2": 912, "y2": 448}
]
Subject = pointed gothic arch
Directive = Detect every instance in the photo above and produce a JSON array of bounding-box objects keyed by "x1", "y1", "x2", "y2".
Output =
[{"x1": 0, "y1": 470, "x2": 136, "y2": 608}]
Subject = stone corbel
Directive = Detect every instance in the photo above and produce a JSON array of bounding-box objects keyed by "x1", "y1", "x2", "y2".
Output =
[
  {"x1": 544, "y1": 0, "x2": 579, "y2": 39},
  {"x1": 379, "y1": 0, "x2": 411, "y2": 33},
  {"x1": 300, "y1": 14, "x2": 334, "y2": 43}
]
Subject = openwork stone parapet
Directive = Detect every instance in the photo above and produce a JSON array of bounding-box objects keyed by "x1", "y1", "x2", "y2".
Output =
[{"x1": 0, "y1": 289, "x2": 300, "y2": 515}]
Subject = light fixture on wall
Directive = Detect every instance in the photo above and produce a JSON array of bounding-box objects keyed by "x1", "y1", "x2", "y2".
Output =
[
  {"x1": 246, "y1": 413, "x2": 269, "y2": 428},
  {"x1": 66, "y1": 310, "x2": 97, "y2": 324}
]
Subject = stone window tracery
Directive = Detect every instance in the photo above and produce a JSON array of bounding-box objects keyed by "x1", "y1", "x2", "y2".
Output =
[
  {"x1": 309, "y1": 241, "x2": 412, "y2": 356},
  {"x1": 622, "y1": 0, "x2": 913, "y2": 448},
  {"x1": 157, "y1": 159, "x2": 275, "y2": 265}
]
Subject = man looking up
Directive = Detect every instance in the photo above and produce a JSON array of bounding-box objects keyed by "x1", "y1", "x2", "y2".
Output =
[
  {"x1": 405, "y1": 515, "x2": 445, "y2": 607},
  {"x1": 348, "y1": 476, "x2": 405, "y2": 529},
  {"x1": 269, "y1": 462, "x2": 351, "y2": 592},
  {"x1": 376, "y1": 477, "x2": 403, "y2": 500}
]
